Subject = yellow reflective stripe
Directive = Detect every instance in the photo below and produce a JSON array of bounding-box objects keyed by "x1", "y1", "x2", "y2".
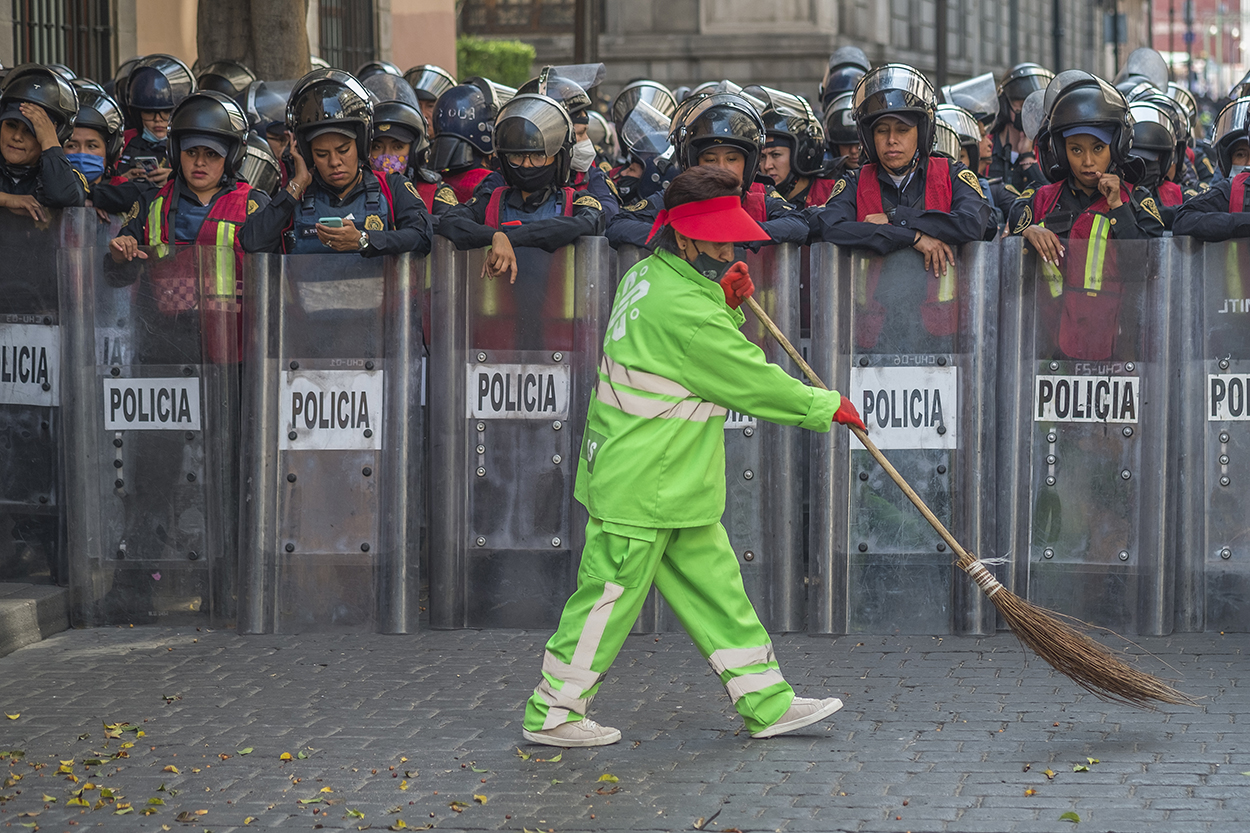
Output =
[
  {"x1": 209, "y1": 222, "x2": 237, "y2": 298},
  {"x1": 936, "y1": 263, "x2": 956, "y2": 302},
  {"x1": 1083, "y1": 215, "x2": 1111, "y2": 292},
  {"x1": 1227, "y1": 242, "x2": 1242, "y2": 298},
  {"x1": 147, "y1": 196, "x2": 170, "y2": 258},
  {"x1": 1036, "y1": 222, "x2": 1064, "y2": 297}
]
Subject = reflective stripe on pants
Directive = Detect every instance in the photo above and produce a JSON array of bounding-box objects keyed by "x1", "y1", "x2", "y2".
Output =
[{"x1": 524, "y1": 519, "x2": 794, "y2": 735}]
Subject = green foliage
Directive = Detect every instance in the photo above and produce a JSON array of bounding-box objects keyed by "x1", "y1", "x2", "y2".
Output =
[{"x1": 456, "y1": 35, "x2": 534, "y2": 87}]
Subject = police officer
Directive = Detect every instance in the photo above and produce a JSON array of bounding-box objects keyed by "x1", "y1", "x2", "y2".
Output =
[
  {"x1": 936, "y1": 103, "x2": 1001, "y2": 231},
  {"x1": 606, "y1": 91, "x2": 809, "y2": 248},
  {"x1": 986, "y1": 63, "x2": 1053, "y2": 209},
  {"x1": 1167, "y1": 83, "x2": 1217, "y2": 184},
  {"x1": 196, "y1": 60, "x2": 256, "y2": 98},
  {"x1": 238, "y1": 79, "x2": 297, "y2": 190},
  {"x1": 116, "y1": 54, "x2": 196, "y2": 191},
  {"x1": 253, "y1": 69, "x2": 433, "y2": 256},
  {"x1": 612, "y1": 97, "x2": 675, "y2": 205},
  {"x1": 1173, "y1": 97, "x2": 1250, "y2": 240},
  {"x1": 811, "y1": 65, "x2": 992, "y2": 263},
  {"x1": 822, "y1": 91, "x2": 861, "y2": 177},
  {"x1": 818, "y1": 46, "x2": 871, "y2": 112},
  {"x1": 1126, "y1": 99, "x2": 1183, "y2": 230},
  {"x1": 238, "y1": 133, "x2": 282, "y2": 196},
  {"x1": 404, "y1": 64, "x2": 457, "y2": 129},
  {"x1": 747, "y1": 85, "x2": 837, "y2": 209},
  {"x1": 0, "y1": 64, "x2": 86, "y2": 216},
  {"x1": 429, "y1": 79, "x2": 502, "y2": 203},
  {"x1": 363, "y1": 72, "x2": 457, "y2": 217},
  {"x1": 65, "y1": 79, "x2": 138, "y2": 218}
]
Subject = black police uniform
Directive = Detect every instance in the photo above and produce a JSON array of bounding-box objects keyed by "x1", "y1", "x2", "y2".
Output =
[
  {"x1": 1004, "y1": 181, "x2": 1166, "y2": 240},
  {"x1": 472, "y1": 165, "x2": 619, "y2": 224},
  {"x1": 114, "y1": 176, "x2": 276, "y2": 251},
  {"x1": 985, "y1": 133, "x2": 1047, "y2": 213},
  {"x1": 0, "y1": 146, "x2": 86, "y2": 207},
  {"x1": 810, "y1": 156, "x2": 993, "y2": 250},
  {"x1": 437, "y1": 178, "x2": 605, "y2": 251},
  {"x1": 1173, "y1": 179, "x2": 1250, "y2": 239},
  {"x1": 606, "y1": 181, "x2": 807, "y2": 249}
]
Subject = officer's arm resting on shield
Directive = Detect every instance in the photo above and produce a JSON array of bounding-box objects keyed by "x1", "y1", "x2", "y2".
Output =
[
  {"x1": 891, "y1": 161, "x2": 993, "y2": 245},
  {"x1": 580, "y1": 164, "x2": 621, "y2": 223},
  {"x1": 1173, "y1": 179, "x2": 1250, "y2": 240},
  {"x1": 0, "y1": 103, "x2": 87, "y2": 210},
  {"x1": 90, "y1": 179, "x2": 146, "y2": 216},
  {"x1": 235, "y1": 188, "x2": 281, "y2": 252},
  {"x1": 1115, "y1": 186, "x2": 1167, "y2": 239},
  {"x1": 809, "y1": 171, "x2": 922, "y2": 254},
  {"x1": 605, "y1": 192, "x2": 662, "y2": 248},
  {"x1": 437, "y1": 187, "x2": 605, "y2": 252},
  {"x1": 358, "y1": 172, "x2": 434, "y2": 256},
  {"x1": 754, "y1": 186, "x2": 810, "y2": 246}
]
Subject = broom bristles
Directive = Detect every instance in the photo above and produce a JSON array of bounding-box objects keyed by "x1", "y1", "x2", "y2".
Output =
[{"x1": 985, "y1": 585, "x2": 1196, "y2": 708}]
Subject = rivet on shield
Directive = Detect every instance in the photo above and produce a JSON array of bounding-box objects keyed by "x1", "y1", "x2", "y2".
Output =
[
  {"x1": 1220, "y1": 432, "x2": 1231, "y2": 443},
  {"x1": 110, "y1": 366, "x2": 120, "y2": 377},
  {"x1": 113, "y1": 438, "x2": 123, "y2": 448},
  {"x1": 477, "y1": 352, "x2": 488, "y2": 363},
  {"x1": 743, "y1": 469, "x2": 754, "y2": 480},
  {"x1": 476, "y1": 422, "x2": 486, "y2": 432},
  {"x1": 186, "y1": 472, "x2": 196, "y2": 482},
  {"x1": 1046, "y1": 432, "x2": 1057, "y2": 443},
  {"x1": 285, "y1": 543, "x2": 295, "y2": 552},
  {"x1": 859, "y1": 471, "x2": 869, "y2": 481},
  {"x1": 476, "y1": 467, "x2": 486, "y2": 477},
  {"x1": 936, "y1": 543, "x2": 946, "y2": 552},
  {"x1": 114, "y1": 478, "x2": 124, "y2": 489},
  {"x1": 364, "y1": 428, "x2": 374, "y2": 438},
  {"x1": 552, "y1": 454, "x2": 562, "y2": 465},
  {"x1": 290, "y1": 360, "x2": 299, "y2": 370},
  {"x1": 1046, "y1": 476, "x2": 1056, "y2": 486},
  {"x1": 113, "y1": 459, "x2": 123, "y2": 469},
  {"x1": 361, "y1": 543, "x2": 370, "y2": 552},
  {"x1": 859, "y1": 356, "x2": 869, "y2": 367},
  {"x1": 41, "y1": 382, "x2": 50, "y2": 391},
  {"x1": 858, "y1": 543, "x2": 868, "y2": 552},
  {"x1": 185, "y1": 431, "x2": 195, "y2": 441},
  {"x1": 552, "y1": 352, "x2": 563, "y2": 362},
  {"x1": 38, "y1": 495, "x2": 48, "y2": 504},
  {"x1": 365, "y1": 360, "x2": 375, "y2": 370},
  {"x1": 1221, "y1": 548, "x2": 1233, "y2": 559},
  {"x1": 289, "y1": 431, "x2": 298, "y2": 441},
  {"x1": 1118, "y1": 550, "x2": 1130, "y2": 562},
  {"x1": 1220, "y1": 454, "x2": 1230, "y2": 466},
  {"x1": 1049, "y1": 361, "x2": 1059, "y2": 372},
  {"x1": 551, "y1": 537, "x2": 562, "y2": 547},
  {"x1": 362, "y1": 467, "x2": 373, "y2": 477},
  {"x1": 937, "y1": 356, "x2": 947, "y2": 366},
  {"x1": 1122, "y1": 426, "x2": 1134, "y2": 438},
  {"x1": 937, "y1": 464, "x2": 947, "y2": 474},
  {"x1": 743, "y1": 426, "x2": 754, "y2": 437},
  {"x1": 476, "y1": 537, "x2": 486, "y2": 547},
  {"x1": 1219, "y1": 359, "x2": 1230, "y2": 371},
  {"x1": 743, "y1": 551, "x2": 755, "y2": 562},
  {"x1": 1043, "y1": 548, "x2": 1054, "y2": 559},
  {"x1": 1125, "y1": 362, "x2": 1135, "y2": 372},
  {"x1": 1120, "y1": 469, "x2": 1132, "y2": 480},
  {"x1": 183, "y1": 366, "x2": 193, "y2": 377},
  {"x1": 43, "y1": 316, "x2": 51, "y2": 325},
  {"x1": 287, "y1": 473, "x2": 297, "y2": 482},
  {"x1": 476, "y1": 444, "x2": 485, "y2": 454},
  {"x1": 1045, "y1": 454, "x2": 1056, "y2": 465},
  {"x1": 187, "y1": 551, "x2": 199, "y2": 561},
  {"x1": 936, "y1": 425, "x2": 946, "y2": 435},
  {"x1": 1221, "y1": 476, "x2": 1231, "y2": 487},
  {"x1": 553, "y1": 420, "x2": 562, "y2": 430}
]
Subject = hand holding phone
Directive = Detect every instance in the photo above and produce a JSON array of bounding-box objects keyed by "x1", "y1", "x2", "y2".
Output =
[
  {"x1": 317, "y1": 216, "x2": 344, "y2": 228},
  {"x1": 135, "y1": 156, "x2": 160, "y2": 173}
]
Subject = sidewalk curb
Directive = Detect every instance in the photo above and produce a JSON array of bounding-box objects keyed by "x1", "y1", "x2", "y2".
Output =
[{"x1": 0, "y1": 583, "x2": 70, "y2": 658}]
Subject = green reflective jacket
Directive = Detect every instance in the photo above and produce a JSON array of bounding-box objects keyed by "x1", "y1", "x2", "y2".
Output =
[{"x1": 575, "y1": 248, "x2": 842, "y2": 529}]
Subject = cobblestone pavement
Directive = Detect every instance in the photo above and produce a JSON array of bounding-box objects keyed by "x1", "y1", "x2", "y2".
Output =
[{"x1": 0, "y1": 626, "x2": 1244, "y2": 832}]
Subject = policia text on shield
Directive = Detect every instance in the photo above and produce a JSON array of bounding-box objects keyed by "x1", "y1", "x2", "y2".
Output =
[{"x1": 521, "y1": 166, "x2": 867, "y2": 748}]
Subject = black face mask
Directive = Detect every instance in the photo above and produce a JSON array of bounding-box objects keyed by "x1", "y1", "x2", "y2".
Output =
[
  {"x1": 616, "y1": 175, "x2": 640, "y2": 202},
  {"x1": 508, "y1": 162, "x2": 558, "y2": 192},
  {"x1": 690, "y1": 245, "x2": 732, "y2": 281},
  {"x1": 1135, "y1": 158, "x2": 1163, "y2": 190}
]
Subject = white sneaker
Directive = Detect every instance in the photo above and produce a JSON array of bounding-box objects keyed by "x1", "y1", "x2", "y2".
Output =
[
  {"x1": 523, "y1": 717, "x2": 622, "y2": 748},
  {"x1": 751, "y1": 696, "x2": 844, "y2": 738}
]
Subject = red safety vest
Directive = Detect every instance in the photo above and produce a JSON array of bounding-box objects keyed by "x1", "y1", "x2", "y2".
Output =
[
  {"x1": 1031, "y1": 180, "x2": 1131, "y2": 361},
  {"x1": 1228, "y1": 172, "x2": 1250, "y2": 212},
  {"x1": 415, "y1": 180, "x2": 439, "y2": 211},
  {"x1": 853, "y1": 158, "x2": 956, "y2": 345},
  {"x1": 444, "y1": 167, "x2": 493, "y2": 203},
  {"x1": 483, "y1": 186, "x2": 575, "y2": 228},
  {"x1": 744, "y1": 181, "x2": 767, "y2": 221},
  {"x1": 1159, "y1": 180, "x2": 1183, "y2": 207},
  {"x1": 804, "y1": 177, "x2": 838, "y2": 208}
]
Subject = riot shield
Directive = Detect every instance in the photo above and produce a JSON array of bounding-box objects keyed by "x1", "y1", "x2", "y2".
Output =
[
  {"x1": 428, "y1": 236, "x2": 611, "y2": 629},
  {"x1": 61, "y1": 244, "x2": 240, "y2": 626},
  {"x1": 615, "y1": 245, "x2": 807, "y2": 634},
  {"x1": 997, "y1": 236, "x2": 1173, "y2": 635},
  {"x1": 809, "y1": 242, "x2": 999, "y2": 635},
  {"x1": 1177, "y1": 239, "x2": 1250, "y2": 631},
  {"x1": 0, "y1": 210, "x2": 95, "y2": 587},
  {"x1": 238, "y1": 252, "x2": 422, "y2": 634}
]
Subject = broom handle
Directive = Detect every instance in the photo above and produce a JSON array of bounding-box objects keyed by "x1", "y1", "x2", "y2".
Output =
[{"x1": 743, "y1": 295, "x2": 975, "y2": 570}]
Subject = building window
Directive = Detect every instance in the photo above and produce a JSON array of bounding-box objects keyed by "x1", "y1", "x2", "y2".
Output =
[
  {"x1": 319, "y1": 0, "x2": 376, "y2": 71},
  {"x1": 460, "y1": 0, "x2": 577, "y2": 35},
  {"x1": 11, "y1": 0, "x2": 114, "y2": 81}
]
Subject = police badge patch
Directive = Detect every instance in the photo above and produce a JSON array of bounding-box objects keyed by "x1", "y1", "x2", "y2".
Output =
[
  {"x1": 247, "y1": 199, "x2": 259, "y2": 215},
  {"x1": 365, "y1": 215, "x2": 384, "y2": 231},
  {"x1": 957, "y1": 169, "x2": 985, "y2": 198},
  {"x1": 831, "y1": 179, "x2": 847, "y2": 198},
  {"x1": 405, "y1": 181, "x2": 421, "y2": 199},
  {"x1": 1139, "y1": 196, "x2": 1163, "y2": 225},
  {"x1": 1012, "y1": 205, "x2": 1033, "y2": 234},
  {"x1": 626, "y1": 199, "x2": 649, "y2": 211},
  {"x1": 573, "y1": 195, "x2": 602, "y2": 210},
  {"x1": 434, "y1": 186, "x2": 457, "y2": 205}
]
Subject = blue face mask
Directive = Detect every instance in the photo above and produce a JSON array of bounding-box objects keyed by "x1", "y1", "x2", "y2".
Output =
[
  {"x1": 67, "y1": 152, "x2": 107, "y2": 183},
  {"x1": 140, "y1": 127, "x2": 162, "y2": 144}
]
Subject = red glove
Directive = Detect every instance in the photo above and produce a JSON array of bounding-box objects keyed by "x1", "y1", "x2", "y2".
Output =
[
  {"x1": 719, "y1": 261, "x2": 754, "y2": 309},
  {"x1": 833, "y1": 396, "x2": 866, "y2": 431}
]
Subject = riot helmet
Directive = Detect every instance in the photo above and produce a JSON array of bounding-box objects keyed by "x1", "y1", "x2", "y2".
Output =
[
  {"x1": 620, "y1": 98, "x2": 673, "y2": 160},
  {"x1": 404, "y1": 64, "x2": 457, "y2": 102},
  {"x1": 0, "y1": 64, "x2": 80, "y2": 144},
  {"x1": 1164, "y1": 83, "x2": 1198, "y2": 137},
  {"x1": 853, "y1": 64, "x2": 937, "y2": 168},
  {"x1": 1137, "y1": 91, "x2": 1192, "y2": 166},
  {"x1": 673, "y1": 86, "x2": 692, "y2": 103},
  {"x1": 126, "y1": 54, "x2": 196, "y2": 123},
  {"x1": 71, "y1": 79, "x2": 125, "y2": 164},
  {"x1": 671, "y1": 92, "x2": 766, "y2": 186},
  {"x1": 933, "y1": 120, "x2": 961, "y2": 162},
  {"x1": 744, "y1": 84, "x2": 826, "y2": 178},
  {"x1": 238, "y1": 131, "x2": 281, "y2": 194},
  {"x1": 993, "y1": 62, "x2": 1054, "y2": 133},
  {"x1": 429, "y1": 80, "x2": 500, "y2": 173},
  {"x1": 238, "y1": 79, "x2": 296, "y2": 137},
  {"x1": 286, "y1": 68, "x2": 374, "y2": 167},
  {"x1": 611, "y1": 81, "x2": 676, "y2": 142},
  {"x1": 586, "y1": 109, "x2": 613, "y2": 155},
  {"x1": 1021, "y1": 89, "x2": 1048, "y2": 141},
  {"x1": 197, "y1": 61, "x2": 256, "y2": 97},
  {"x1": 494, "y1": 93, "x2": 575, "y2": 190},
  {"x1": 819, "y1": 46, "x2": 871, "y2": 109},
  {"x1": 823, "y1": 91, "x2": 858, "y2": 146},
  {"x1": 936, "y1": 104, "x2": 982, "y2": 169},
  {"x1": 1112, "y1": 47, "x2": 1169, "y2": 96},
  {"x1": 1212, "y1": 97, "x2": 1250, "y2": 177},
  {"x1": 1127, "y1": 99, "x2": 1177, "y2": 183},
  {"x1": 519, "y1": 63, "x2": 604, "y2": 122},
  {"x1": 357, "y1": 60, "x2": 403, "y2": 82},
  {"x1": 109, "y1": 56, "x2": 141, "y2": 108},
  {"x1": 167, "y1": 90, "x2": 249, "y2": 179},
  {"x1": 466, "y1": 76, "x2": 517, "y2": 107},
  {"x1": 365, "y1": 73, "x2": 431, "y2": 172},
  {"x1": 941, "y1": 72, "x2": 999, "y2": 127},
  {"x1": 46, "y1": 63, "x2": 76, "y2": 82},
  {"x1": 1036, "y1": 73, "x2": 1133, "y2": 181}
]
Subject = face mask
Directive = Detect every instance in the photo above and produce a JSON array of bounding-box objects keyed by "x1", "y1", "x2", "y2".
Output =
[
  {"x1": 691, "y1": 246, "x2": 732, "y2": 281},
  {"x1": 570, "y1": 138, "x2": 596, "y2": 173},
  {"x1": 140, "y1": 127, "x2": 162, "y2": 144},
  {"x1": 372, "y1": 153, "x2": 408, "y2": 176},
  {"x1": 1135, "y1": 158, "x2": 1162, "y2": 189},
  {"x1": 1232, "y1": 165, "x2": 1250, "y2": 178},
  {"x1": 508, "y1": 162, "x2": 558, "y2": 192},
  {"x1": 67, "y1": 152, "x2": 106, "y2": 183}
]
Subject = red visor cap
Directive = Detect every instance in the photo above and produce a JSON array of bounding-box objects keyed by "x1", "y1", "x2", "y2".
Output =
[{"x1": 646, "y1": 195, "x2": 770, "y2": 244}]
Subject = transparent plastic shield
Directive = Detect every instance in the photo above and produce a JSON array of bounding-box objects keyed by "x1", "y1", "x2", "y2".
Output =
[
  {"x1": 941, "y1": 72, "x2": 999, "y2": 122},
  {"x1": 428, "y1": 237, "x2": 611, "y2": 629},
  {"x1": 62, "y1": 244, "x2": 239, "y2": 627},
  {"x1": 620, "y1": 99, "x2": 673, "y2": 156},
  {"x1": 239, "y1": 253, "x2": 422, "y2": 634},
  {"x1": 997, "y1": 237, "x2": 1172, "y2": 635},
  {"x1": 0, "y1": 210, "x2": 94, "y2": 587},
  {"x1": 1021, "y1": 89, "x2": 1047, "y2": 141},
  {"x1": 809, "y1": 243, "x2": 999, "y2": 635},
  {"x1": 544, "y1": 63, "x2": 606, "y2": 93},
  {"x1": 364, "y1": 73, "x2": 421, "y2": 108}
]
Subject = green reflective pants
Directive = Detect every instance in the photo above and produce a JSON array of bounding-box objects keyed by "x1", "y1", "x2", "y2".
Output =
[{"x1": 523, "y1": 517, "x2": 795, "y2": 735}]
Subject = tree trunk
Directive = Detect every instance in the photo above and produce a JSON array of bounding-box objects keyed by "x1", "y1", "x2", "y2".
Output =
[{"x1": 197, "y1": 0, "x2": 311, "y2": 81}]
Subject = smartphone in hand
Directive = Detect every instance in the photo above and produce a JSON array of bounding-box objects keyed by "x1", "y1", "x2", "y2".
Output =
[
  {"x1": 134, "y1": 156, "x2": 160, "y2": 173},
  {"x1": 317, "y1": 217, "x2": 344, "y2": 228}
]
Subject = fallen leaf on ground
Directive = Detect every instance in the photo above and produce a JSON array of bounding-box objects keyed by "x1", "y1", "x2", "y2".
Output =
[
  {"x1": 345, "y1": 808, "x2": 365, "y2": 819},
  {"x1": 4, "y1": 714, "x2": 18, "y2": 720},
  {"x1": 470, "y1": 766, "x2": 489, "y2": 773},
  {"x1": 237, "y1": 748, "x2": 253, "y2": 755},
  {"x1": 1043, "y1": 768, "x2": 1056, "y2": 780},
  {"x1": 515, "y1": 748, "x2": 531, "y2": 760},
  {"x1": 473, "y1": 794, "x2": 487, "y2": 804},
  {"x1": 1073, "y1": 764, "x2": 1089, "y2": 772},
  {"x1": 1059, "y1": 811, "x2": 1080, "y2": 823},
  {"x1": 449, "y1": 800, "x2": 469, "y2": 812},
  {"x1": 597, "y1": 773, "x2": 619, "y2": 783},
  {"x1": 1024, "y1": 788, "x2": 1037, "y2": 796},
  {"x1": 280, "y1": 752, "x2": 292, "y2": 761},
  {"x1": 163, "y1": 765, "x2": 180, "y2": 774},
  {"x1": 41, "y1": 795, "x2": 56, "y2": 803}
]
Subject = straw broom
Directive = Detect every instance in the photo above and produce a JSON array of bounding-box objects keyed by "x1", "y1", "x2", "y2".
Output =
[{"x1": 742, "y1": 295, "x2": 1194, "y2": 708}]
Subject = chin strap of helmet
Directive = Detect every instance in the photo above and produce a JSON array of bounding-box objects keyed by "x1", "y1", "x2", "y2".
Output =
[{"x1": 883, "y1": 150, "x2": 920, "y2": 179}]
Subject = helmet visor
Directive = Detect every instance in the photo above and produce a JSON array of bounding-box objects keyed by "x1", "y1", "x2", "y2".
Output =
[
  {"x1": 941, "y1": 72, "x2": 999, "y2": 122},
  {"x1": 495, "y1": 96, "x2": 569, "y2": 156},
  {"x1": 365, "y1": 74, "x2": 420, "y2": 109},
  {"x1": 621, "y1": 99, "x2": 672, "y2": 156},
  {"x1": 405, "y1": 66, "x2": 456, "y2": 101},
  {"x1": 1214, "y1": 97, "x2": 1250, "y2": 146},
  {"x1": 854, "y1": 65, "x2": 935, "y2": 111}
]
